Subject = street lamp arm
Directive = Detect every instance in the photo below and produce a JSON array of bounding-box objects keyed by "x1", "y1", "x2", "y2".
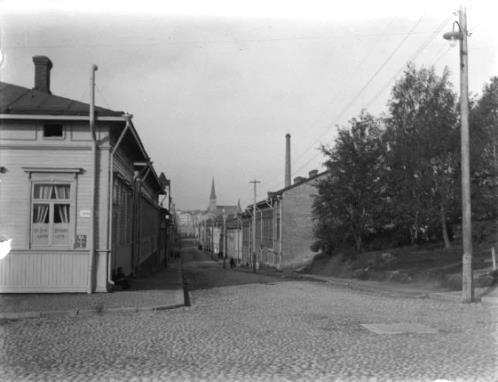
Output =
[{"x1": 443, "y1": 21, "x2": 466, "y2": 42}]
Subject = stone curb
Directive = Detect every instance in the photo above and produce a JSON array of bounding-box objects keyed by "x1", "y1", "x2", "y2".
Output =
[
  {"x1": 427, "y1": 292, "x2": 483, "y2": 303},
  {"x1": 234, "y1": 267, "x2": 472, "y2": 301},
  {"x1": 0, "y1": 311, "x2": 41, "y2": 320},
  {"x1": 481, "y1": 296, "x2": 498, "y2": 305},
  {"x1": 0, "y1": 258, "x2": 190, "y2": 321},
  {"x1": 218, "y1": 265, "x2": 498, "y2": 304},
  {"x1": 0, "y1": 301, "x2": 187, "y2": 321},
  {"x1": 320, "y1": 278, "x2": 431, "y2": 299}
]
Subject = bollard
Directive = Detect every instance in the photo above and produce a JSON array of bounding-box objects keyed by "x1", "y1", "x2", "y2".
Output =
[{"x1": 183, "y1": 279, "x2": 191, "y2": 307}]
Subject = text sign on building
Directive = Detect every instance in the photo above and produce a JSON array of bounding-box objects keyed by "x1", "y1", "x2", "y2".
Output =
[
  {"x1": 79, "y1": 210, "x2": 91, "y2": 218},
  {"x1": 75, "y1": 234, "x2": 87, "y2": 248}
]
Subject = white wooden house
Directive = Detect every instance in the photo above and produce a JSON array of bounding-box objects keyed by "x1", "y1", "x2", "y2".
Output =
[{"x1": 0, "y1": 56, "x2": 168, "y2": 292}]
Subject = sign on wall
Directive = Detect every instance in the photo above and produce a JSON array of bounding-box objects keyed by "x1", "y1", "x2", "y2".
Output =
[{"x1": 75, "y1": 234, "x2": 87, "y2": 248}]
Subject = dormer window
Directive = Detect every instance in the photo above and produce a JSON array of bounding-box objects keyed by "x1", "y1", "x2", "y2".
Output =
[{"x1": 43, "y1": 123, "x2": 64, "y2": 138}]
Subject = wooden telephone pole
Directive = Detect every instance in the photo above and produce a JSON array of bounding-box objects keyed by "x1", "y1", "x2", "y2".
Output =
[
  {"x1": 444, "y1": 6, "x2": 473, "y2": 302},
  {"x1": 250, "y1": 180, "x2": 261, "y2": 273}
]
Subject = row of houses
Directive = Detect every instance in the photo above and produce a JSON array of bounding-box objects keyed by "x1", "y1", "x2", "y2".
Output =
[
  {"x1": 194, "y1": 134, "x2": 327, "y2": 270},
  {"x1": 0, "y1": 56, "x2": 176, "y2": 293}
]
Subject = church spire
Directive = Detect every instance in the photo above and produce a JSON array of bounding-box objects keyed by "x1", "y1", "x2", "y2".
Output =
[
  {"x1": 210, "y1": 177, "x2": 216, "y2": 201},
  {"x1": 208, "y1": 177, "x2": 217, "y2": 211}
]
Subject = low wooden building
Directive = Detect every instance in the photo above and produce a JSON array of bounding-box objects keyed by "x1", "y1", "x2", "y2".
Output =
[
  {"x1": 225, "y1": 217, "x2": 242, "y2": 264},
  {"x1": 241, "y1": 170, "x2": 326, "y2": 270},
  {"x1": 0, "y1": 56, "x2": 169, "y2": 293}
]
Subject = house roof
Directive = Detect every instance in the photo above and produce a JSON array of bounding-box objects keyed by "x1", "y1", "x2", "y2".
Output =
[
  {"x1": 270, "y1": 171, "x2": 327, "y2": 196},
  {"x1": 0, "y1": 80, "x2": 166, "y2": 197},
  {"x1": 0, "y1": 82, "x2": 123, "y2": 116},
  {"x1": 247, "y1": 170, "x2": 328, "y2": 211}
]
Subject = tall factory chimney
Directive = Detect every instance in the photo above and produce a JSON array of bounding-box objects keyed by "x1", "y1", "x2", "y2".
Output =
[{"x1": 285, "y1": 133, "x2": 291, "y2": 188}]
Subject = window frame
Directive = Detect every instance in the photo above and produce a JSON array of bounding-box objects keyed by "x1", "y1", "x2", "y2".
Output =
[
  {"x1": 30, "y1": 181, "x2": 75, "y2": 248},
  {"x1": 23, "y1": 167, "x2": 81, "y2": 250},
  {"x1": 42, "y1": 123, "x2": 65, "y2": 140}
]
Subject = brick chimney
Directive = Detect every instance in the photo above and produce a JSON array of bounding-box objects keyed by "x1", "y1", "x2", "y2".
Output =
[
  {"x1": 293, "y1": 176, "x2": 306, "y2": 184},
  {"x1": 308, "y1": 169, "x2": 319, "y2": 178},
  {"x1": 33, "y1": 56, "x2": 53, "y2": 93},
  {"x1": 285, "y1": 133, "x2": 291, "y2": 188}
]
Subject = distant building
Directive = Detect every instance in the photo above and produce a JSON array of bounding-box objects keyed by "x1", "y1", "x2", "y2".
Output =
[
  {"x1": 226, "y1": 215, "x2": 242, "y2": 264},
  {"x1": 195, "y1": 178, "x2": 239, "y2": 254},
  {"x1": 0, "y1": 56, "x2": 171, "y2": 293},
  {"x1": 176, "y1": 210, "x2": 195, "y2": 237}
]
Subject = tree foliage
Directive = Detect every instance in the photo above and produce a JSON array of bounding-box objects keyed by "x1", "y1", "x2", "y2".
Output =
[
  {"x1": 313, "y1": 65, "x2": 497, "y2": 256},
  {"x1": 469, "y1": 76, "x2": 498, "y2": 240},
  {"x1": 313, "y1": 111, "x2": 385, "y2": 253},
  {"x1": 384, "y1": 64, "x2": 459, "y2": 247}
]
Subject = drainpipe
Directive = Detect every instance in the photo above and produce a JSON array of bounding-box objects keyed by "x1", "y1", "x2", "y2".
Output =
[
  {"x1": 106, "y1": 113, "x2": 132, "y2": 288},
  {"x1": 132, "y1": 165, "x2": 151, "y2": 274},
  {"x1": 87, "y1": 64, "x2": 98, "y2": 294}
]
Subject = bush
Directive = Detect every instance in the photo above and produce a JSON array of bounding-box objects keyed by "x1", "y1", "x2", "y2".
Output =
[
  {"x1": 353, "y1": 267, "x2": 370, "y2": 280},
  {"x1": 443, "y1": 273, "x2": 462, "y2": 290}
]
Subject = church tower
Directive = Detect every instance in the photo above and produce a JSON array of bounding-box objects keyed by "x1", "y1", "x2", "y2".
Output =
[{"x1": 208, "y1": 177, "x2": 217, "y2": 212}]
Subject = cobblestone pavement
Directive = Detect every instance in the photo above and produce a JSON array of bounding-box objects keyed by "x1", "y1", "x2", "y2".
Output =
[
  {"x1": 181, "y1": 245, "x2": 287, "y2": 291},
  {"x1": 1, "y1": 277, "x2": 496, "y2": 381}
]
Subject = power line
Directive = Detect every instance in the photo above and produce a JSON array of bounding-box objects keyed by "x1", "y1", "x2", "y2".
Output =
[
  {"x1": 289, "y1": 19, "x2": 400, "y2": 169},
  {"x1": 95, "y1": 84, "x2": 112, "y2": 110},
  {"x1": 362, "y1": 15, "x2": 452, "y2": 111},
  {"x1": 272, "y1": 15, "x2": 427, "y2": 189},
  {"x1": 3, "y1": 30, "x2": 442, "y2": 51},
  {"x1": 288, "y1": 15, "x2": 453, "y2": 181},
  {"x1": 290, "y1": 13, "x2": 425, "y2": 170}
]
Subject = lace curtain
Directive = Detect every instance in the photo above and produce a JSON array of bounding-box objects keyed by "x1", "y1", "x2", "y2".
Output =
[
  {"x1": 34, "y1": 184, "x2": 70, "y2": 200},
  {"x1": 55, "y1": 204, "x2": 70, "y2": 223},
  {"x1": 33, "y1": 204, "x2": 49, "y2": 223},
  {"x1": 33, "y1": 185, "x2": 71, "y2": 224}
]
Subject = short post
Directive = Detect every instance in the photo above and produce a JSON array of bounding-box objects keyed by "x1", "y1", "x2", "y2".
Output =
[
  {"x1": 222, "y1": 208, "x2": 226, "y2": 269},
  {"x1": 492, "y1": 247, "x2": 496, "y2": 271},
  {"x1": 183, "y1": 277, "x2": 191, "y2": 307}
]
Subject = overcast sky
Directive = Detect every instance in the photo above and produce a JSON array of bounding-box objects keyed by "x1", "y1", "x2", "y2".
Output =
[{"x1": 1, "y1": 0, "x2": 496, "y2": 210}]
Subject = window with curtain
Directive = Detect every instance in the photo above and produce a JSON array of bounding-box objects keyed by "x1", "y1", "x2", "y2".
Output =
[{"x1": 32, "y1": 184, "x2": 71, "y2": 246}]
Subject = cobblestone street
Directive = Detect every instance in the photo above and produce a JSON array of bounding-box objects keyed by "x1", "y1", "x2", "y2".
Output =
[{"x1": 0, "y1": 246, "x2": 496, "y2": 381}]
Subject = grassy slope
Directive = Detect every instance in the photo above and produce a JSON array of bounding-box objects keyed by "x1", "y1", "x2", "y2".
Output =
[{"x1": 302, "y1": 241, "x2": 497, "y2": 289}]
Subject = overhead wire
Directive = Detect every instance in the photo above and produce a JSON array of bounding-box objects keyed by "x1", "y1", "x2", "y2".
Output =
[
  {"x1": 362, "y1": 15, "x2": 453, "y2": 111},
  {"x1": 289, "y1": 19, "x2": 400, "y2": 169},
  {"x1": 3, "y1": 31, "x2": 439, "y2": 51},
  {"x1": 285, "y1": 14, "x2": 454, "y2": 184},
  {"x1": 263, "y1": 15, "x2": 428, "y2": 193}
]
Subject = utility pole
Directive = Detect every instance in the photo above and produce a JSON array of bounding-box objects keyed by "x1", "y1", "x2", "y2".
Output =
[
  {"x1": 443, "y1": 6, "x2": 473, "y2": 302},
  {"x1": 459, "y1": 7, "x2": 473, "y2": 303},
  {"x1": 250, "y1": 180, "x2": 261, "y2": 272},
  {"x1": 87, "y1": 64, "x2": 98, "y2": 294}
]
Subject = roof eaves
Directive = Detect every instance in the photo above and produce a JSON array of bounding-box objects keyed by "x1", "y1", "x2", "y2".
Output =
[
  {"x1": 269, "y1": 170, "x2": 328, "y2": 196},
  {"x1": 127, "y1": 119, "x2": 150, "y2": 163}
]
